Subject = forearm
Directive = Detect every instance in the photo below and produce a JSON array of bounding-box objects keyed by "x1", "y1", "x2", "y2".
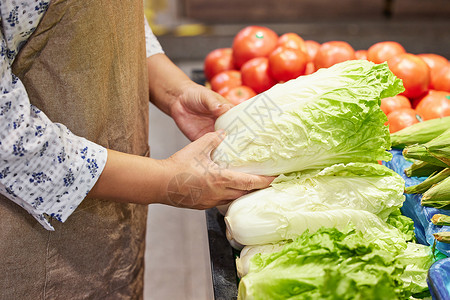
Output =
[
  {"x1": 87, "y1": 133, "x2": 274, "y2": 210},
  {"x1": 87, "y1": 149, "x2": 169, "y2": 205},
  {"x1": 147, "y1": 53, "x2": 193, "y2": 116}
]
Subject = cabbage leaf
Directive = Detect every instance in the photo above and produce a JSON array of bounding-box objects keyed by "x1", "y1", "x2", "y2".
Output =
[
  {"x1": 212, "y1": 60, "x2": 404, "y2": 175},
  {"x1": 225, "y1": 163, "x2": 406, "y2": 247},
  {"x1": 237, "y1": 227, "x2": 434, "y2": 300}
]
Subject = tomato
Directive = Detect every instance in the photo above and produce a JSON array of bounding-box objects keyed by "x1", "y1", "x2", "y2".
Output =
[
  {"x1": 277, "y1": 33, "x2": 307, "y2": 53},
  {"x1": 223, "y1": 86, "x2": 257, "y2": 105},
  {"x1": 418, "y1": 53, "x2": 449, "y2": 90},
  {"x1": 210, "y1": 70, "x2": 242, "y2": 95},
  {"x1": 313, "y1": 41, "x2": 355, "y2": 70},
  {"x1": 380, "y1": 95, "x2": 411, "y2": 115},
  {"x1": 355, "y1": 50, "x2": 368, "y2": 60},
  {"x1": 304, "y1": 62, "x2": 316, "y2": 75},
  {"x1": 386, "y1": 108, "x2": 421, "y2": 133},
  {"x1": 367, "y1": 41, "x2": 406, "y2": 64},
  {"x1": 387, "y1": 53, "x2": 430, "y2": 99},
  {"x1": 204, "y1": 48, "x2": 235, "y2": 81},
  {"x1": 432, "y1": 63, "x2": 450, "y2": 92},
  {"x1": 304, "y1": 40, "x2": 320, "y2": 62},
  {"x1": 415, "y1": 90, "x2": 450, "y2": 120},
  {"x1": 268, "y1": 46, "x2": 308, "y2": 82},
  {"x1": 232, "y1": 26, "x2": 278, "y2": 69},
  {"x1": 241, "y1": 57, "x2": 277, "y2": 94}
]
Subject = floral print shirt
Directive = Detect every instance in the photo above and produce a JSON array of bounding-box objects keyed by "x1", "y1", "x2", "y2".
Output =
[{"x1": 0, "y1": 0, "x2": 163, "y2": 230}]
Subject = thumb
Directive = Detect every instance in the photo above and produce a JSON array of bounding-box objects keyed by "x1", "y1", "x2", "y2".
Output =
[
  {"x1": 206, "y1": 91, "x2": 234, "y2": 117},
  {"x1": 193, "y1": 130, "x2": 226, "y2": 155}
]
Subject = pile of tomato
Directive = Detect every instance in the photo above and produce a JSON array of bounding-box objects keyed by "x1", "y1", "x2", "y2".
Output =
[{"x1": 203, "y1": 25, "x2": 450, "y2": 133}]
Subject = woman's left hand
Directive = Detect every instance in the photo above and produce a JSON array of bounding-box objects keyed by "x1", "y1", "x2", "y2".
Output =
[{"x1": 170, "y1": 82, "x2": 233, "y2": 141}]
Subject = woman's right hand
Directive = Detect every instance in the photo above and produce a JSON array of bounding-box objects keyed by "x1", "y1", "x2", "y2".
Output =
[{"x1": 160, "y1": 131, "x2": 274, "y2": 209}]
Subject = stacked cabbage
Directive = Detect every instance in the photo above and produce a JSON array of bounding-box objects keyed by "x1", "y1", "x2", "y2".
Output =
[{"x1": 212, "y1": 60, "x2": 437, "y2": 299}]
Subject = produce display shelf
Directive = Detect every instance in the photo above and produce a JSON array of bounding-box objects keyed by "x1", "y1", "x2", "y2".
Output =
[{"x1": 206, "y1": 208, "x2": 239, "y2": 300}]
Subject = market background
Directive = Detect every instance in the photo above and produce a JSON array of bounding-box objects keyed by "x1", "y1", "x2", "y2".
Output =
[{"x1": 142, "y1": 0, "x2": 450, "y2": 299}]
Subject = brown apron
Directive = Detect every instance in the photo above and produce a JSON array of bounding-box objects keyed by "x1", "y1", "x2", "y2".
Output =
[{"x1": 0, "y1": 0, "x2": 150, "y2": 299}]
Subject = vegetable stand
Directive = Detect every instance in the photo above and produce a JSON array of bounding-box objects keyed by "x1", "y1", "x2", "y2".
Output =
[
  {"x1": 205, "y1": 150, "x2": 450, "y2": 299},
  {"x1": 206, "y1": 208, "x2": 238, "y2": 300}
]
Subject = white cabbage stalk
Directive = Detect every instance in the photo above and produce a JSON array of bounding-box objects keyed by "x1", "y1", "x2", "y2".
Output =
[
  {"x1": 211, "y1": 60, "x2": 403, "y2": 175},
  {"x1": 226, "y1": 208, "x2": 405, "y2": 249},
  {"x1": 236, "y1": 243, "x2": 285, "y2": 278},
  {"x1": 225, "y1": 163, "x2": 405, "y2": 248}
]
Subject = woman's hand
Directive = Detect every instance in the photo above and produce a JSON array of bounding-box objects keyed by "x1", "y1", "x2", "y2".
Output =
[
  {"x1": 87, "y1": 131, "x2": 274, "y2": 209},
  {"x1": 169, "y1": 82, "x2": 233, "y2": 141},
  {"x1": 147, "y1": 54, "x2": 233, "y2": 141},
  {"x1": 161, "y1": 131, "x2": 274, "y2": 209}
]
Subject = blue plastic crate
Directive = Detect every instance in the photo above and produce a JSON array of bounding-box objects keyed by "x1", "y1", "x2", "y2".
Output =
[{"x1": 428, "y1": 258, "x2": 450, "y2": 300}]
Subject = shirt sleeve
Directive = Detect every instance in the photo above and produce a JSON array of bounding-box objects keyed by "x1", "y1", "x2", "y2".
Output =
[
  {"x1": 144, "y1": 16, "x2": 164, "y2": 57},
  {"x1": 0, "y1": 1, "x2": 107, "y2": 231}
]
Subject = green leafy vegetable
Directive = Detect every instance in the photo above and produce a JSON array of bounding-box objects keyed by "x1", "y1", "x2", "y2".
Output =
[
  {"x1": 212, "y1": 60, "x2": 403, "y2": 175},
  {"x1": 237, "y1": 227, "x2": 434, "y2": 300},
  {"x1": 225, "y1": 163, "x2": 406, "y2": 247},
  {"x1": 386, "y1": 209, "x2": 415, "y2": 242}
]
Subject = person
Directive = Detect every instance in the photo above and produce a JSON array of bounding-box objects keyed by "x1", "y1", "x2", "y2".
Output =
[{"x1": 0, "y1": 1, "x2": 272, "y2": 299}]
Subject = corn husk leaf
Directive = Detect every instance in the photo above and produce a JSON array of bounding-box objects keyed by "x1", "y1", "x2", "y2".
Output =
[
  {"x1": 404, "y1": 160, "x2": 445, "y2": 178},
  {"x1": 405, "y1": 168, "x2": 450, "y2": 194},
  {"x1": 421, "y1": 176, "x2": 450, "y2": 209},
  {"x1": 403, "y1": 129, "x2": 450, "y2": 168},
  {"x1": 431, "y1": 214, "x2": 450, "y2": 226},
  {"x1": 391, "y1": 116, "x2": 450, "y2": 149},
  {"x1": 433, "y1": 232, "x2": 450, "y2": 243}
]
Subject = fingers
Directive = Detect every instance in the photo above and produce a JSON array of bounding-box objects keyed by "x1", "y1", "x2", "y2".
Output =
[
  {"x1": 190, "y1": 130, "x2": 226, "y2": 155},
  {"x1": 220, "y1": 169, "x2": 275, "y2": 191},
  {"x1": 203, "y1": 90, "x2": 234, "y2": 117}
]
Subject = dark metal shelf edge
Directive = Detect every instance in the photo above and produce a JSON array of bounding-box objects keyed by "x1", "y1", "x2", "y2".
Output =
[{"x1": 206, "y1": 208, "x2": 238, "y2": 300}]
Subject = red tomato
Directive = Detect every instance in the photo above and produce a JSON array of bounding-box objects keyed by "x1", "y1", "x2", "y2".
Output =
[
  {"x1": 386, "y1": 108, "x2": 421, "y2": 133},
  {"x1": 268, "y1": 46, "x2": 308, "y2": 82},
  {"x1": 387, "y1": 53, "x2": 430, "y2": 99},
  {"x1": 204, "y1": 48, "x2": 235, "y2": 81},
  {"x1": 277, "y1": 33, "x2": 307, "y2": 53},
  {"x1": 355, "y1": 50, "x2": 368, "y2": 60},
  {"x1": 432, "y1": 63, "x2": 450, "y2": 92},
  {"x1": 304, "y1": 62, "x2": 316, "y2": 75},
  {"x1": 367, "y1": 41, "x2": 406, "y2": 64},
  {"x1": 313, "y1": 41, "x2": 356, "y2": 70},
  {"x1": 410, "y1": 97, "x2": 422, "y2": 109},
  {"x1": 304, "y1": 40, "x2": 320, "y2": 62},
  {"x1": 241, "y1": 57, "x2": 277, "y2": 94},
  {"x1": 232, "y1": 26, "x2": 278, "y2": 69},
  {"x1": 210, "y1": 70, "x2": 242, "y2": 96},
  {"x1": 418, "y1": 53, "x2": 449, "y2": 90},
  {"x1": 380, "y1": 95, "x2": 411, "y2": 115},
  {"x1": 223, "y1": 86, "x2": 257, "y2": 105},
  {"x1": 415, "y1": 90, "x2": 450, "y2": 120}
]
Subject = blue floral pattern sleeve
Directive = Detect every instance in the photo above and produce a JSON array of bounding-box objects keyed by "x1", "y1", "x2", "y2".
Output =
[
  {"x1": 0, "y1": 0, "x2": 107, "y2": 231},
  {"x1": 144, "y1": 16, "x2": 164, "y2": 57}
]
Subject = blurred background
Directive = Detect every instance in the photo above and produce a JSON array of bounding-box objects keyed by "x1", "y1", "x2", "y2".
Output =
[{"x1": 142, "y1": 1, "x2": 450, "y2": 299}]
